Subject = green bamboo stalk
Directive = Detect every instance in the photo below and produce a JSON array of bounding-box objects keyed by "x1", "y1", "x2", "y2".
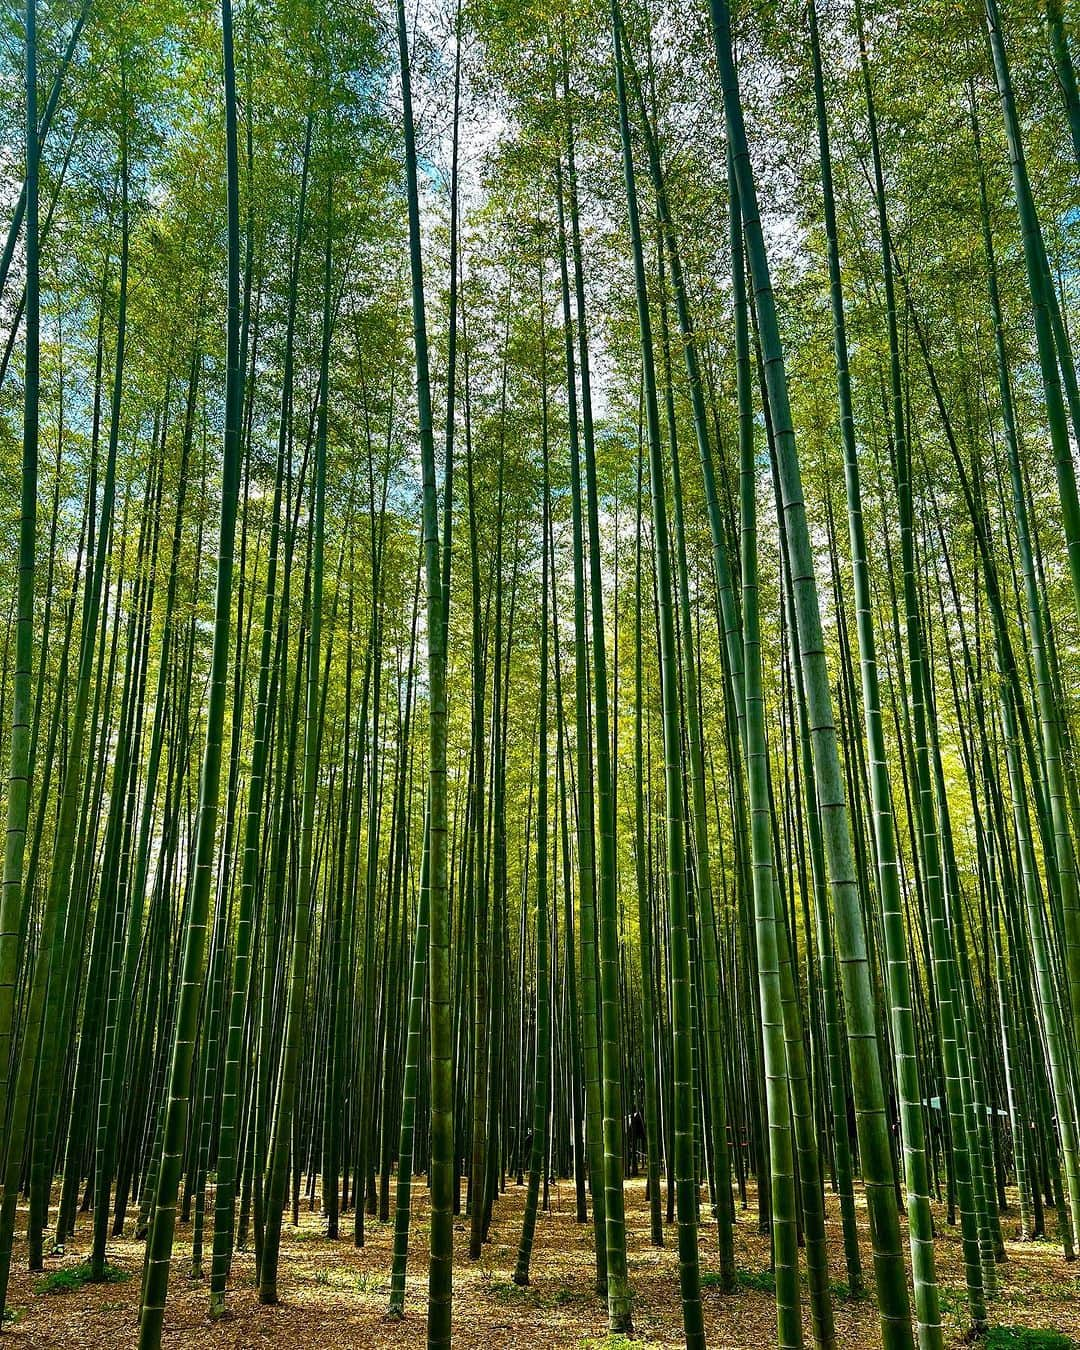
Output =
[
  {"x1": 555, "y1": 123, "x2": 607, "y2": 1293},
  {"x1": 395, "y1": 0, "x2": 452, "y2": 1340},
  {"x1": 0, "y1": 0, "x2": 39, "y2": 1132},
  {"x1": 708, "y1": 2, "x2": 914, "y2": 1342},
  {"x1": 136, "y1": 2, "x2": 243, "y2": 1338},
  {"x1": 514, "y1": 313, "x2": 551, "y2": 1284},
  {"x1": 613, "y1": 10, "x2": 697, "y2": 1340},
  {"x1": 733, "y1": 163, "x2": 803, "y2": 1350},
  {"x1": 807, "y1": 1, "x2": 938, "y2": 1337}
]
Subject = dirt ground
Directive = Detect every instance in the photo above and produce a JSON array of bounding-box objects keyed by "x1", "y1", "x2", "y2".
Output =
[{"x1": 4, "y1": 1177, "x2": 1079, "y2": 1347}]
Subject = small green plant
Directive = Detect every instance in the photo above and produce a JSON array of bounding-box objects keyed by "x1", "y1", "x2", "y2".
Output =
[
  {"x1": 829, "y1": 1279, "x2": 866, "y2": 1301},
  {"x1": 578, "y1": 1337, "x2": 648, "y2": 1350},
  {"x1": 354, "y1": 1270, "x2": 378, "y2": 1293},
  {"x1": 2, "y1": 1307, "x2": 22, "y2": 1325},
  {"x1": 986, "y1": 1330, "x2": 1076, "y2": 1350},
  {"x1": 935, "y1": 1284, "x2": 967, "y2": 1319},
  {"x1": 703, "y1": 1268, "x2": 860, "y2": 1300},
  {"x1": 487, "y1": 1277, "x2": 538, "y2": 1305},
  {"x1": 736, "y1": 1267, "x2": 776, "y2": 1293},
  {"x1": 313, "y1": 1267, "x2": 332, "y2": 1286},
  {"x1": 35, "y1": 1262, "x2": 129, "y2": 1295}
]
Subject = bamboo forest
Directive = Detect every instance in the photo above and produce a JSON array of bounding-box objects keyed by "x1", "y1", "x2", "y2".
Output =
[{"x1": 9, "y1": 0, "x2": 1080, "y2": 1346}]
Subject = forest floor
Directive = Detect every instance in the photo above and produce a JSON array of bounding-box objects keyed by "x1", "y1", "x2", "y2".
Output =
[{"x1": 4, "y1": 1177, "x2": 1080, "y2": 1348}]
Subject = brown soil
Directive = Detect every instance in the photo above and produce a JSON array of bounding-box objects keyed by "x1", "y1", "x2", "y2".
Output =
[{"x1": 5, "y1": 1179, "x2": 1079, "y2": 1347}]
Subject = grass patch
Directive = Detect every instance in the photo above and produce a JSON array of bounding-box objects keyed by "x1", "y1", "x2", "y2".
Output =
[
  {"x1": 486, "y1": 1277, "x2": 539, "y2": 1306},
  {"x1": 579, "y1": 1337, "x2": 648, "y2": 1350},
  {"x1": 986, "y1": 1330, "x2": 1077, "y2": 1350},
  {"x1": 312, "y1": 1266, "x2": 381, "y2": 1295},
  {"x1": 828, "y1": 1279, "x2": 866, "y2": 1301},
  {"x1": 35, "y1": 1262, "x2": 129, "y2": 1295},
  {"x1": 935, "y1": 1284, "x2": 967, "y2": 1318},
  {"x1": 701, "y1": 1268, "x2": 862, "y2": 1301},
  {"x1": 736, "y1": 1267, "x2": 775, "y2": 1293},
  {"x1": 548, "y1": 1283, "x2": 584, "y2": 1306}
]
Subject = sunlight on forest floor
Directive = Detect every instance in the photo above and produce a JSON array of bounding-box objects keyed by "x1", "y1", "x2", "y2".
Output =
[{"x1": 4, "y1": 1178, "x2": 1079, "y2": 1347}]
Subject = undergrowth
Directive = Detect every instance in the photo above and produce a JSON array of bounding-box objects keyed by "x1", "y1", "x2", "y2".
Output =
[
  {"x1": 34, "y1": 1262, "x2": 129, "y2": 1295},
  {"x1": 985, "y1": 1329, "x2": 1077, "y2": 1350}
]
